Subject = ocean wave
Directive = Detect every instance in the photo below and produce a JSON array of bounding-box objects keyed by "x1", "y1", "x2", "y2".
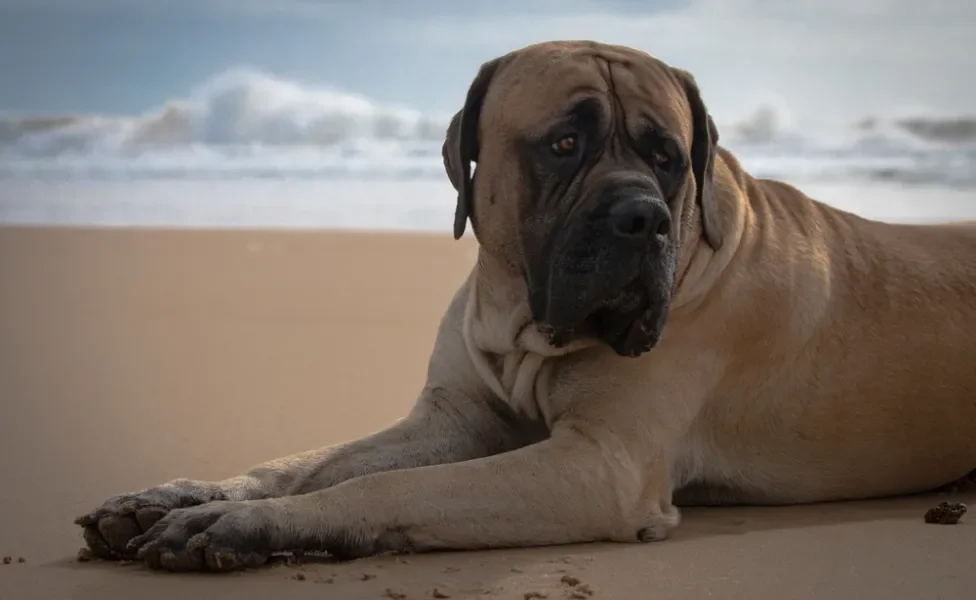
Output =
[
  {"x1": 2, "y1": 67, "x2": 975, "y2": 187},
  {"x1": 0, "y1": 68, "x2": 451, "y2": 153}
]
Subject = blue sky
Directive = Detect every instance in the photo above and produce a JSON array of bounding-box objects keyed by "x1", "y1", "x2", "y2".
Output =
[{"x1": 1, "y1": 0, "x2": 973, "y2": 123}]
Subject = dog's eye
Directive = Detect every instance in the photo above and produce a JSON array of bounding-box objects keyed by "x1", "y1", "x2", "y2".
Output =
[
  {"x1": 550, "y1": 135, "x2": 578, "y2": 157},
  {"x1": 650, "y1": 151, "x2": 670, "y2": 169},
  {"x1": 636, "y1": 129, "x2": 680, "y2": 172}
]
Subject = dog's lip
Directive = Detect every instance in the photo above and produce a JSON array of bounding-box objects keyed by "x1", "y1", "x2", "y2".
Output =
[
  {"x1": 534, "y1": 284, "x2": 658, "y2": 354},
  {"x1": 535, "y1": 313, "x2": 657, "y2": 356},
  {"x1": 535, "y1": 321, "x2": 577, "y2": 348},
  {"x1": 534, "y1": 299, "x2": 629, "y2": 348},
  {"x1": 535, "y1": 281, "x2": 634, "y2": 327},
  {"x1": 613, "y1": 317, "x2": 658, "y2": 357}
]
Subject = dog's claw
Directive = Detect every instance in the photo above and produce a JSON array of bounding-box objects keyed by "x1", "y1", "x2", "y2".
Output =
[
  {"x1": 135, "y1": 541, "x2": 155, "y2": 561},
  {"x1": 82, "y1": 525, "x2": 117, "y2": 559}
]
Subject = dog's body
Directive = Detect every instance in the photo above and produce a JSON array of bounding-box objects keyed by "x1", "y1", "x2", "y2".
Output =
[
  {"x1": 670, "y1": 149, "x2": 976, "y2": 506},
  {"x1": 77, "y1": 41, "x2": 976, "y2": 572}
]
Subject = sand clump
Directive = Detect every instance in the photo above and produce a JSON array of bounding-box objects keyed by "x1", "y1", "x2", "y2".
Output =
[
  {"x1": 924, "y1": 502, "x2": 968, "y2": 525},
  {"x1": 559, "y1": 574, "x2": 594, "y2": 598}
]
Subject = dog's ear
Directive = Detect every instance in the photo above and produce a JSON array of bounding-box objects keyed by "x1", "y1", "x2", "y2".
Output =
[
  {"x1": 672, "y1": 68, "x2": 724, "y2": 251},
  {"x1": 443, "y1": 57, "x2": 506, "y2": 240}
]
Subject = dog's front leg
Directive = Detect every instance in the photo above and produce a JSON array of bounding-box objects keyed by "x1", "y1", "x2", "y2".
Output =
[
  {"x1": 75, "y1": 287, "x2": 542, "y2": 560},
  {"x1": 74, "y1": 385, "x2": 538, "y2": 560},
  {"x1": 128, "y1": 421, "x2": 678, "y2": 571}
]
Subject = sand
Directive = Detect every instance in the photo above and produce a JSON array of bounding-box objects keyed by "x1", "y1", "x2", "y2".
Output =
[{"x1": 0, "y1": 225, "x2": 973, "y2": 600}]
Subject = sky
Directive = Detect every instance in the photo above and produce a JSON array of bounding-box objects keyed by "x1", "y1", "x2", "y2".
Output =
[{"x1": 0, "y1": 0, "x2": 973, "y2": 124}]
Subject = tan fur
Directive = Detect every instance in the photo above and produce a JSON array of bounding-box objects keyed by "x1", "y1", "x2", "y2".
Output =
[{"x1": 76, "y1": 41, "x2": 976, "y2": 572}]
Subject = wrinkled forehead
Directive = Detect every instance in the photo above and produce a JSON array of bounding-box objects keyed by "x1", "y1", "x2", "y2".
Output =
[{"x1": 480, "y1": 44, "x2": 692, "y2": 141}]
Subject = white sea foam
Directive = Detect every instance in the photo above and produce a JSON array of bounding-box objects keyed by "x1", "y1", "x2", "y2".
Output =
[
  {"x1": 1, "y1": 67, "x2": 975, "y2": 187},
  {"x1": 3, "y1": 179, "x2": 975, "y2": 231}
]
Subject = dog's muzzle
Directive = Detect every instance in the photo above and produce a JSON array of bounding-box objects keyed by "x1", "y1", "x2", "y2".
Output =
[{"x1": 526, "y1": 175, "x2": 676, "y2": 356}]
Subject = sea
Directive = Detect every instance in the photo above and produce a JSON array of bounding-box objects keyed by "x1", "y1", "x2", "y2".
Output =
[{"x1": 2, "y1": 68, "x2": 975, "y2": 230}]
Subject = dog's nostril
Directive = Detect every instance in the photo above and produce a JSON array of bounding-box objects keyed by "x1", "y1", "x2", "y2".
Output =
[
  {"x1": 621, "y1": 215, "x2": 647, "y2": 236},
  {"x1": 609, "y1": 200, "x2": 669, "y2": 240}
]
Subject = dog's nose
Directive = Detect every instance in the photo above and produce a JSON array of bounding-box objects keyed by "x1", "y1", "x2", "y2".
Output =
[{"x1": 608, "y1": 199, "x2": 670, "y2": 241}]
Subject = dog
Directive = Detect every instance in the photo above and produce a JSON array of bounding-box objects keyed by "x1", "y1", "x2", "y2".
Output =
[{"x1": 75, "y1": 40, "x2": 976, "y2": 572}]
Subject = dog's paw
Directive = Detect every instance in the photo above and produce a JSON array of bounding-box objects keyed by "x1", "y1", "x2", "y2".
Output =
[
  {"x1": 128, "y1": 501, "x2": 272, "y2": 572},
  {"x1": 635, "y1": 503, "x2": 681, "y2": 543},
  {"x1": 74, "y1": 479, "x2": 229, "y2": 560}
]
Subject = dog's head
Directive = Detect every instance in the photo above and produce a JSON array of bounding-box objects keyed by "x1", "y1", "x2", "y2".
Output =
[{"x1": 442, "y1": 41, "x2": 724, "y2": 358}]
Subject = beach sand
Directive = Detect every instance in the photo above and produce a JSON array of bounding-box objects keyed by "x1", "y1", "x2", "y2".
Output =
[{"x1": 0, "y1": 225, "x2": 973, "y2": 600}]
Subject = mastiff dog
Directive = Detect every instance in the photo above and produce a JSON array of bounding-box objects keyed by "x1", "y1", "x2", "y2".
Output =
[{"x1": 76, "y1": 41, "x2": 976, "y2": 572}]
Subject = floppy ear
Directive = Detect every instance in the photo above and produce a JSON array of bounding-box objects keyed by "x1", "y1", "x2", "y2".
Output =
[
  {"x1": 672, "y1": 68, "x2": 724, "y2": 251},
  {"x1": 442, "y1": 57, "x2": 506, "y2": 240}
]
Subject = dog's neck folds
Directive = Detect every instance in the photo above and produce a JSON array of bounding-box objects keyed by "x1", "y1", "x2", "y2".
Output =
[{"x1": 461, "y1": 252, "x2": 593, "y2": 424}]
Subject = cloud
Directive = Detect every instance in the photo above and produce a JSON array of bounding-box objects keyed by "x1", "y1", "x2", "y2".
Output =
[
  {"x1": 2, "y1": 0, "x2": 971, "y2": 120},
  {"x1": 0, "y1": 0, "x2": 333, "y2": 17},
  {"x1": 290, "y1": 0, "x2": 689, "y2": 19},
  {"x1": 367, "y1": 0, "x2": 974, "y2": 121},
  {"x1": 0, "y1": 0, "x2": 688, "y2": 19},
  {"x1": 395, "y1": 0, "x2": 975, "y2": 63},
  {"x1": 693, "y1": 0, "x2": 976, "y2": 20},
  {"x1": 5, "y1": 0, "x2": 971, "y2": 25}
]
